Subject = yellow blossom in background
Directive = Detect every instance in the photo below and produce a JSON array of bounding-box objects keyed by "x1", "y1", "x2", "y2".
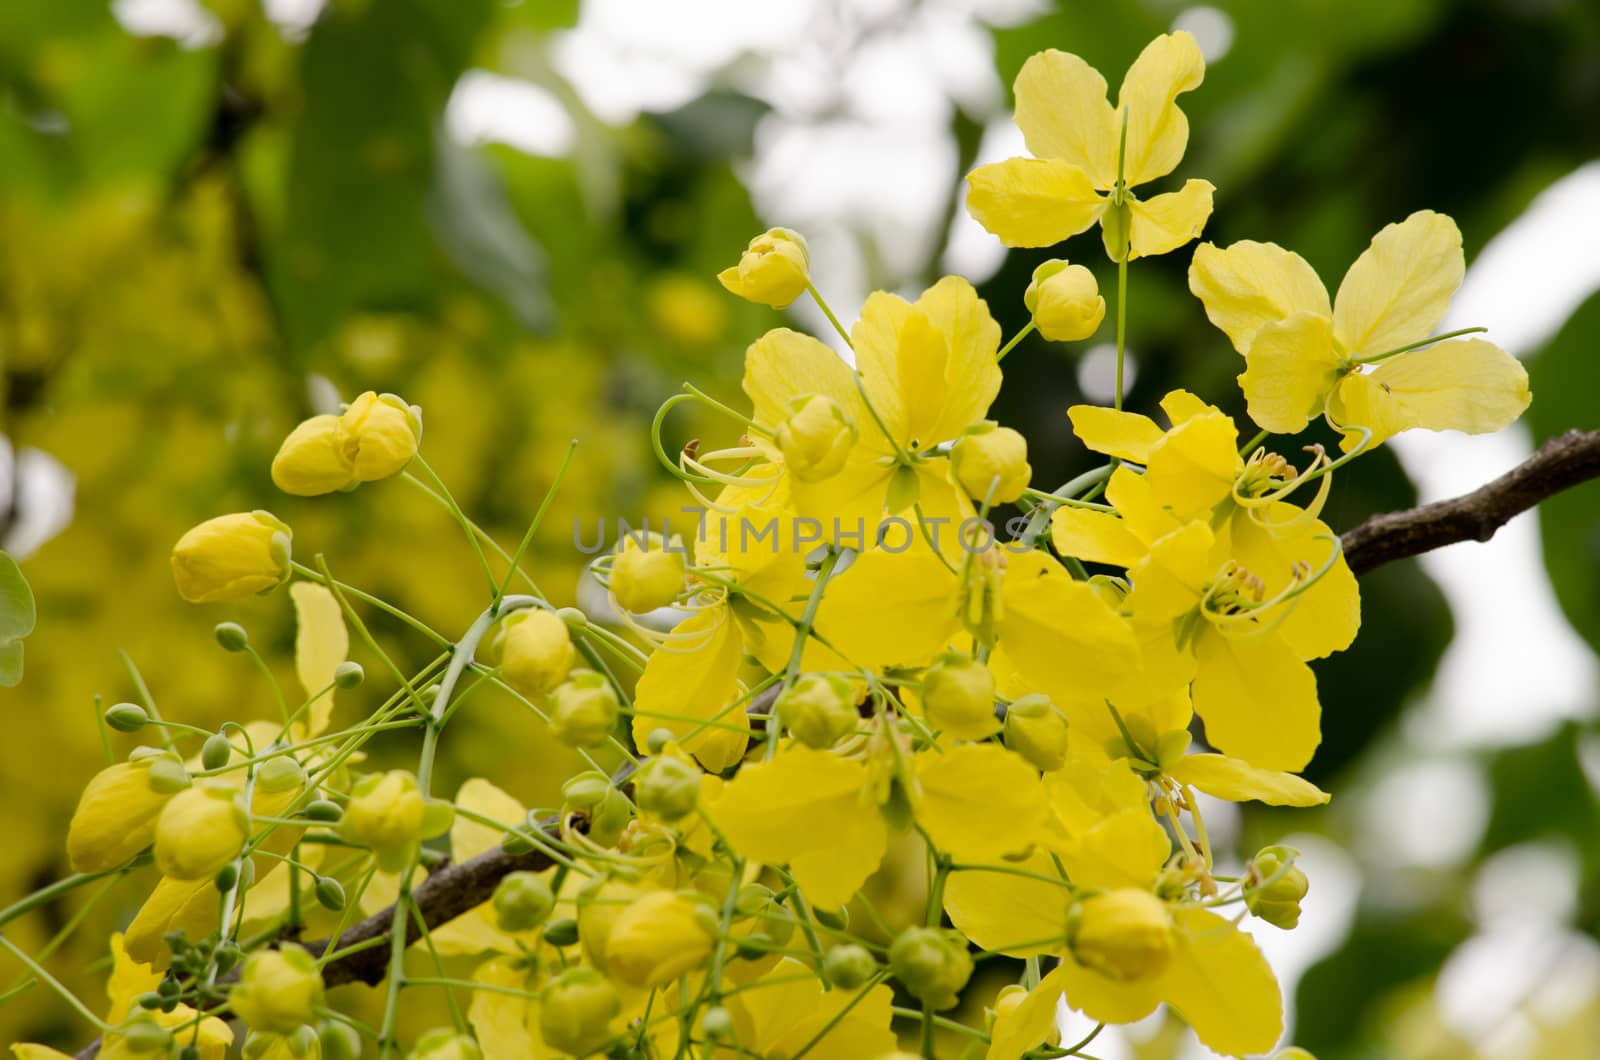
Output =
[
  {"x1": 1189, "y1": 211, "x2": 1531, "y2": 445},
  {"x1": 65, "y1": 753, "x2": 186, "y2": 873},
  {"x1": 966, "y1": 33, "x2": 1214, "y2": 259},
  {"x1": 170, "y1": 510, "x2": 292, "y2": 603}
]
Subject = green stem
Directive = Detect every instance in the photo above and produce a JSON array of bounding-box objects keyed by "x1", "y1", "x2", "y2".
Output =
[
  {"x1": 1356, "y1": 325, "x2": 1486, "y2": 365},
  {"x1": 1114, "y1": 255, "x2": 1128, "y2": 411},
  {"x1": 405, "y1": 457, "x2": 499, "y2": 597},
  {"x1": 0, "y1": 933, "x2": 112, "y2": 1031},
  {"x1": 996, "y1": 320, "x2": 1036, "y2": 363},
  {"x1": 806, "y1": 281, "x2": 853, "y2": 349},
  {"x1": 494, "y1": 439, "x2": 576, "y2": 610}
]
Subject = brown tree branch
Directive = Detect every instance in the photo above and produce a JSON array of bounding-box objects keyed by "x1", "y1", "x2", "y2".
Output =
[
  {"x1": 72, "y1": 439, "x2": 1600, "y2": 1055},
  {"x1": 1341, "y1": 428, "x2": 1600, "y2": 575}
]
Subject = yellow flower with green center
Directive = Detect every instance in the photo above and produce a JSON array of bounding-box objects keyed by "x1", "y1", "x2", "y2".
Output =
[
  {"x1": 965, "y1": 33, "x2": 1215, "y2": 260},
  {"x1": 1189, "y1": 210, "x2": 1531, "y2": 447}
]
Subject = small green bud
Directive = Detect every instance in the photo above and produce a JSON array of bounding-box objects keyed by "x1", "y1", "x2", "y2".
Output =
[
  {"x1": 146, "y1": 755, "x2": 193, "y2": 795},
  {"x1": 200, "y1": 732, "x2": 233, "y2": 771},
  {"x1": 214, "y1": 862, "x2": 240, "y2": 893},
  {"x1": 543, "y1": 916, "x2": 580, "y2": 947},
  {"x1": 214, "y1": 941, "x2": 242, "y2": 973},
  {"x1": 493, "y1": 871, "x2": 556, "y2": 932},
  {"x1": 319, "y1": 1020, "x2": 364, "y2": 1060},
  {"x1": 557, "y1": 606, "x2": 589, "y2": 632},
  {"x1": 813, "y1": 905, "x2": 849, "y2": 931},
  {"x1": 645, "y1": 728, "x2": 674, "y2": 755},
  {"x1": 122, "y1": 1018, "x2": 173, "y2": 1053},
  {"x1": 634, "y1": 756, "x2": 701, "y2": 822},
  {"x1": 700, "y1": 1005, "x2": 734, "y2": 1041},
  {"x1": 775, "y1": 673, "x2": 858, "y2": 748},
  {"x1": 105, "y1": 702, "x2": 149, "y2": 733},
  {"x1": 548, "y1": 670, "x2": 621, "y2": 749},
  {"x1": 1101, "y1": 199, "x2": 1133, "y2": 263},
  {"x1": 179, "y1": 1046, "x2": 201, "y2": 1060},
  {"x1": 823, "y1": 943, "x2": 878, "y2": 989},
  {"x1": 1003, "y1": 693, "x2": 1069, "y2": 772},
  {"x1": 888, "y1": 926, "x2": 973, "y2": 1010},
  {"x1": 1246, "y1": 847, "x2": 1309, "y2": 930},
  {"x1": 588, "y1": 788, "x2": 633, "y2": 847},
  {"x1": 138, "y1": 990, "x2": 163, "y2": 1010},
  {"x1": 921, "y1": 652, "x2": 998, "y2": 740},
  {"x1": 315, "y1": 876, "x2": 346, "y2": 911},
  {"x1": 562, "y1": 771, "x2": 612, "y2": 811},
  {"x1": 301, "y1": 799, "x2": 342, "y2": 823},
  {"x1": 257, "y1": 756, "x2": 306, "y2": 794},
  {"x1": 332, "y1": 661, "x2": 364, "y2": 689},
  {"x1": 214, "y1": 622, "x2": 250, "y2": 652}
]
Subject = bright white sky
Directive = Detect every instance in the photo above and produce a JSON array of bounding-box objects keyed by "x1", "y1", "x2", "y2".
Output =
[{"x1": 112, "y1": 2, "x2": 1600, "y2": 1055}]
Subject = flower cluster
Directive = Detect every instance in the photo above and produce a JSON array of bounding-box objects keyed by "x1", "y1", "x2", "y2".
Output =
[{"x1": 16, "y1": 31, "x2": 1530, "y2": 1060}]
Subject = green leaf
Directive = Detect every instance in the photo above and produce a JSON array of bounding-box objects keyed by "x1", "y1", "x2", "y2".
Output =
[{"x1": 0, "y1": 551, "x2": 35, "y2": 688}]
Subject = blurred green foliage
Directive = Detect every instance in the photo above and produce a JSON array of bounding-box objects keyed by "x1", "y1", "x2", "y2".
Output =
[{"x1": 2, "y1": 0, "x2": 1599, "y2": 1053}]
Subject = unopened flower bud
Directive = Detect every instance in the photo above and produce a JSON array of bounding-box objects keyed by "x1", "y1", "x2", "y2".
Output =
[
  {"x1": 1003, "y1": 693, "x2": 1069, "y2": 771},
  {"x1": 775, "y1": 394, "x2": 857, "y2": 483},
  {"x1": 951, "y1": 423, "x2": 1031, "y2": 505},
  {"x1": 270, "y1": 414, "x2": 348, "y2": 497},
  {"x1": 405, "y1": 1030, "x2": 480, "y2": 1060},
  {"x1": 333, "y1": 661, "x2": 364, "y2": 689},
  {"x1": 701, "y1": 1006, "x2": 734, "y2": 1041},
  {"x1": 634, "y1": 756, "x2": 701, "y2": 822},
  {"x1": 1024, "y1": 260, "x2": 1105, "y2": 342},
  {"x1": 200, "y1": 733, "x2": 233, "y2": 772},
  {"x1": 717, "y1": 227, "x2": 810, "y2": 308},
  {"x1": 301, "y1": 799, "x2": 342, "y2": 823},
  {"x1": 588, "y1": 788, "x2": 634, "y2": 847},
  {"x1": 562, "y1": 772, "x2": 612, "y2": 811},
  {"x1": 314, "y1": 876, "x2": 346, "y2": 911},
  {"x1": 1247, "y1": 848, "x2": 1309, "y2": 930},
  {"x1": 145, "y1": 754, "x2": 193, "y2": 794},
  {"x1": 540, "y1": 967, "x2": 620, "y2": 1056},
  {"x1": 577, "y1": 877, "x2": 648, "y2": 969},
  {"x1": 493, "y1": 871, "x2": 556, "y2": 932},
  {"x1": 154, "y1": 785, "x2": 248, "y2": 881},
  {"x1": 824, "y1": 944, "x2": 878, "y2": 989},
  {"x1": 104, "y1": 702, "x2": 149, "y2": 733},
  {"x1": 1067, "y1": 889, "x2": 1173, "y2": 982},
  {"x1": 543, "y1": 916, "x2": 580, "y2": 947},
  {"x1": 214, "y1": 622, "x2": 250, "y2": 652},
  {"x1": 645, "y1": 727, "x2": 674, "y2": 755},
  {"x1": 122, "y1": 1018, "x2": 174, "y2": 1053},
  {"x1": 341, "y1": 770, "x2": 425, "y2": 872},
  {"x1": 257, "y1": 756, "x2": 306, "y2": 795},
  {"x1": 610, "y1": 534, "x2": 687, "y2": 613},
  {"x1": 775, "y1": 673, "x2": 857, "y2": 748},
  {"x1": 921, "y1": 652, "x2": 998, "y2": 740},
  {"x1": 214, "y1": 862, "x2": 238, "y2": 894},
  {"x1": 889, "y1": 926, "x2": 973, "y2": 1011},
  {"x1": 230, "y1": 946, "x2": 324, "y2": 1033},
  {"x1": 171, "y1": 511, "x2": 291, "y2": 604},
  {"x1": 604, "y1": 890, "x2": 716, "y2": 989},
  {"x1": 548, "y1": 670, "x2": 620, "y2": 749},
  {"x1": 320, "y1": 1020, "x2": 363, "y2": 1060},
  {"x1": 336, "y1": 392, "x2": 421, "y2": 484},
  {"x1": 494, "y1": 609, "x2": 576, "y2": 699}
]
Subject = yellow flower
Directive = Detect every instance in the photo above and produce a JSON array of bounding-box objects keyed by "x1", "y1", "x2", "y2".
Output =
[
  {"x1": 1024, "y1": 260, "x2": 1105, "y2": 341},
  {"x1": 888, "y1": 926, "x2": 973, "y2": 1010},
  {"x1": 740, "y1": 276, "x2": 1001, "y2": 532},
  {"x1": 610, "y1": 533, "x2": 688, "y2": 613},
  {"x1": 494, "y1": 608, "x2": 577, "y2": 698},
  {"x1": 950, "y1": 423, "x2": 1031, "y2": 504},
  {"x1": 548, "y1": 669, "x2": 620, "y2": 749},
  {"x1": 342, "y1": 769, "x2": 426, "y2": 871},
  {"x1": 539, "y1": 967, "x2": 622, "y2": 1056},
  {"x1": 270, "y1": 414, "x2": 351, "y2": 496},
  {"x1": 966, "y1": 34, "x2": 1214, "y2": 260},
  {"x1": 1067, "y1": 889, "x2": 1173, "y2": 981},
  {"x1": 170, "y1": 510, "x2": 291, "y2": 603},
  {"x1": 338, "y1": 391, "x2": 422, "y2": 482},
  {"x1": 66, "y1": 753, "x2": 187, "y2": 873},
  {"x1": 716, "y1": 959, "x2": 896, "y2": 1059},
  {"x1": 230, "y1": 946, "x2": 325, "y2": 1033},
  {"x1": 601, "y1": 889, "x2": 716, "y2": 988},
  {"x1": 1189, "y1": 211, "x2": 1530, "y2": 446},
  {"x1": 718, "y1": 227, "x2": 810, "y2": 308},
  {"x1": 153, "y1": 783, "x2": 247, "y2": 880},
  {"x1": 710, "y1": 741, "x2": 1049, "y2": 909}
]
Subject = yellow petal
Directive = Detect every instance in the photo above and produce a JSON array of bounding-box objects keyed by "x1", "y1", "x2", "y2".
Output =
[
  {"x1": 107, "y1": 933, "x2": 162, "y2": 1022},
  {"x1": 633, "y1": 607, "x2": 750, "y2": 773},
  {"x1": 1188, "y1": 240, "x2": 1331, "y2": 354},
  {"x1": 1104, "y1": 466, "x2": 1182, "y2": 546},
  {"x1": 731, "y1": 959, "x2": 897, "y2": 1059},
  {"x1": 1054, "y1": 950, "x2": 1165, "y2": 1025},
  {"x1": 944, "y1": 849, "x2": 1070, "y2": 958},
  {"x1": 997, "y1": 551, "x2": 1140, "y2": 709},
  {"x1": 1128, "y1": 180, "x2": 1214, "y2": 259},
  {"x1": 1012, "y1": 50, "x2": 1117, "y2": 188},
  {"x1": 453, "y1": 777, "x2": 528, "y2": 863},
  {"x1": 915, "y1": 744, "x2": 1049, "y2": 863},
  {"x1": 1068, "y1": 405, "x2": 1164, "y2": 463},
  {"x1": 1116, "y1": 31, "x2": 1205, "y2": 186},
  {"x1": 1239, "y1": 310, "x2": 1345, "y2": 435},
  {"x1": 966, "y1": 158, "x2": 1106, "y2": 248},
  {"x1": 742, "y1": 327, "x2": 862, "y2": 435},
  {"x1": 814, "y1": 544, "x2": 957, "y2": 671},
  {"x1": 1225, "y1": 509, "x2": 1359, "y2": 661},
  {"x1": 1167, "y1": 754, "x2": 1329, "y2": 806},
  {"x1": 1330, "y1": 338, "x2": 1531, "y2": 450},
  {"x1": 1127, "y1": 522, "x2": 1213, "y2": 622},
  {"x1": 1051, "y1": 507, "x2": 1145, "y2": 568},
  {"x1": 1193, "y1": 629, "x2": 1320, "y2": 772},
  {"x1": 1061, "y1": 808, "x2": 1171, "y2": 890},
  {"x1": 12, "y1": 1048, "x2": 74, "y2": 1060},
  {"x1": 710, "y1": 748, "x2": 886, "y2": 909},
  {"x1": 986, "y1": 963, "x2": 1075, "y2": 1060},
  {"x1": 291, "y1": 581, "x2": 347, "y2": 736},
  {"x1": 1144, "y1": 407, "x2": 1239, "y2": 519},
  {"x1": 1333, "y1": 210, "x2": 1463, "y2": 357},
  {"x1": 468, "y1": 956, "x2": 543, "y2": 1059},
  {"x1": 1044, "y1": 753, "x2": 1150, "y2": 837},
  {"x1": 915, "y1": 275, "x2": 1003, "y2": 445},
  {"x1": 852, "y1": 291, "x2": 941, "y2": 449},
  {"x1": 1158, "y1": 389, "x2": 1214, "y2": 425},
  {"x1": 1159, "y1": 908, "x2": 1284, "y2": 1056}
]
